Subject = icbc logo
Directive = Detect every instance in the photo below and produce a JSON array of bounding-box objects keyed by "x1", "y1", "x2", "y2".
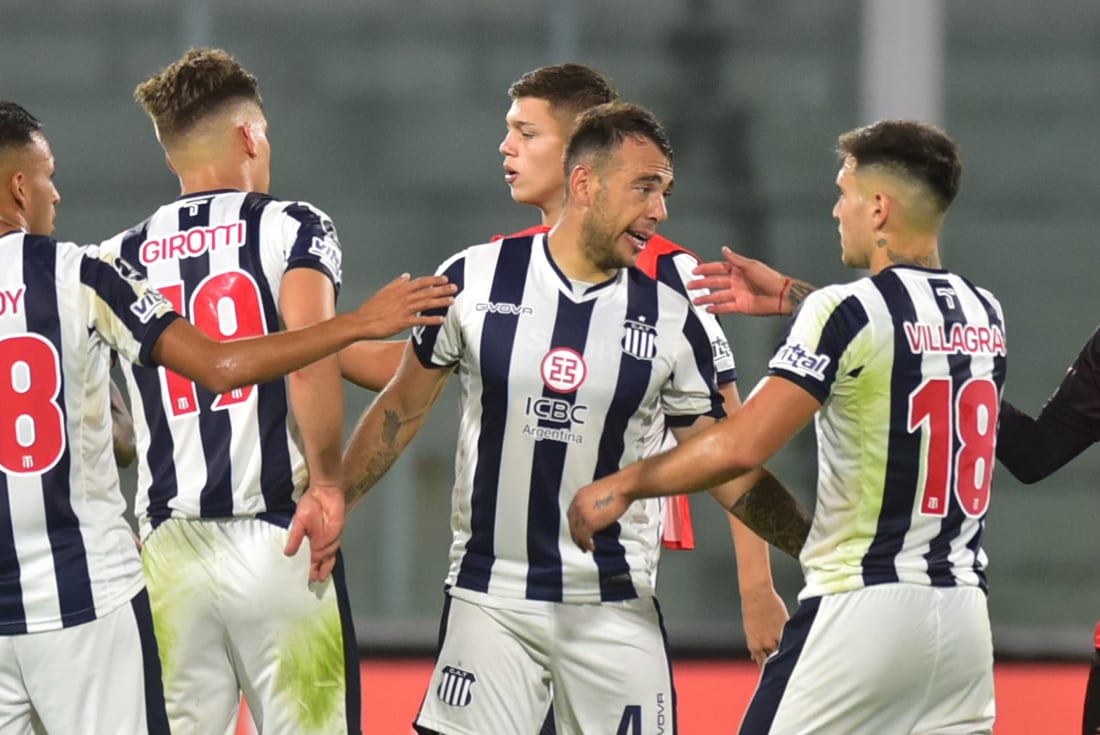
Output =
[{"x1": 540, "y1": 347, "x2": 587, "y2": 393}]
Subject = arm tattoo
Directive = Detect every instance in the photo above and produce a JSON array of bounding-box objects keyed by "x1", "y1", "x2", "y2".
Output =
[
  {"x1": 593, "y1": 492, "x2": 615, "y2": 510},
  {"x1": 787, "y1": 280, "x2": 816, "y2": 310},
  {"x1": 346, "y1": 409, "x2": 406, "y2": 505},
  {"x1": 728, "y1": 471, "x2": 811, "y2": 560}
]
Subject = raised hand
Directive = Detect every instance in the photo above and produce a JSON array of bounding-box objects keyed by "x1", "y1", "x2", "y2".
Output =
[
  {"x1": 567, "y1": 480, "x2": 631, "y2": 552},
  {"x1": 355, "y1": 274, "x2": 457, "y2": 339},
  {"x1": 285, "y1": 483, "x2": 345, "y2": 583},
  {"x1": 688, "y1": 246, "x2": 798, "y2": 316}
]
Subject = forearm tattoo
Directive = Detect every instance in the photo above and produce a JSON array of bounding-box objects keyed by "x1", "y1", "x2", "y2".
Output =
[
  {"x1": 786, "y1": 280, "x2": 816, "y2": 310},
  {"x1": 729, "y1": 472, "x2": 812, "y2": 560},
  {"x1": 346, "y1": 409, "x2": 405, "y2": 504}
]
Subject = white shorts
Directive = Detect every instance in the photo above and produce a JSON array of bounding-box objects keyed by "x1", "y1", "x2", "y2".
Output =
[
  {"x1": 142, "y1": 517, "x2": 360, "y2": 735},
  {"x1": 740, "y1": 584, "x2": 995, "y2": 735},
  {"x1": 0, "y1": 589, "x2": 168, "y2": 734},
  {"x1": 415, "y1": 588, "x2": 675, "y2": 735}
]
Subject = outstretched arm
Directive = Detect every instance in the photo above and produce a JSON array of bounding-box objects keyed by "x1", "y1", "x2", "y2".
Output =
[
  {"x1": 151, "y1": 273, "x2": 455, "y2": 394},
  {"x1": 339, "y1": 340, "x2": 406, "y2": 392},
  {"x1": 343, "y1": 344, "x2": 454, "y2": 510},
  {"x1": 568, "y1": 377, "x2": 818, "y2": 550},
  {"x1": 688, "y1": 246, "x2": 817, "y2": 316}
]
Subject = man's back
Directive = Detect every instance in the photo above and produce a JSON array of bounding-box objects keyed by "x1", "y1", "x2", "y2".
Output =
[
  {"x1": 0, "y1": 232, "x2": 176, "y2": 633},
  {"x1": 100, "y1": 191, "x2": 343, "y2": 529},
  {"x1": 768, "y1": 265, "x2": 1006, "y2": 599}
]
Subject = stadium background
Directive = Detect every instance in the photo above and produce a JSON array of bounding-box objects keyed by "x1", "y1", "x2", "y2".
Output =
[{"x1": 3, "y1": 0, "x2": 1097, "y2": 731}]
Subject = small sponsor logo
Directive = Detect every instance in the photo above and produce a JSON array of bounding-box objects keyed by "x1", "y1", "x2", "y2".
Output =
[
  {"x1": 541, "y1": 347, "x2": 587, "y2": 393},
  {"x1": 476, "y1": 301, "x2": 532, "y2": 316},
  {"x1": 130, "y1": 289, "x2": 171, "y2": 324},
  {"x1": 308, "y1": 235, "x2": 343, "y2": 285},
  {"x1": 525, "y1": 396, "x2": 587, "y2": 424},
  {"x1": 621, "y1": 318, "x2": 657, "y2": 361},
  {"x1": 711, "y1": 336, "x2": 732, "y2": 363},
  {"x1": 438, "y1": 665, "x2": 476, "y2": 708},
  {"x1": 770, "y1": 342, "x2": 830, "y2": 381}
]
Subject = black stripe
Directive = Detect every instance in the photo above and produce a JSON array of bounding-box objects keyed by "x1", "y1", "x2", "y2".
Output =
[
  {"x1": 332, "y1": 553, "x2": 362, "y2": 734},
  {"x1": 591, "y1": 270, "x2": 658, "y2": 602},
  {"x1": 526, "y1": 294, "x2": 594, "y2": 601},
  {"x1": 457, "y1": 239, "x2": 532, "y2": 591},
  {"x1": 24, "y1": 239, "x2": 95, "y2": 626},
  {"x1": 131, "y1": 588, "x2": 171, "y2": 734},
  {"x1": 864, "y1": 270, "x2": 922, "y2": 586},
  {"x1": 241, "y1": 194, "x2": 296, "y2": 514},
  {"x1": 739, "y1": 595, "x2": 821, "y2": 733},
  {"x1": 769, "y1": 294, "x2": 869, "y2": 404},
  {"x1": 0, "y1": 470, "x2": 25, "y2": 633}
]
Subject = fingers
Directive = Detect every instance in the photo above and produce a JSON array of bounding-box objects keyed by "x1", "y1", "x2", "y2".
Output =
[
  {"x1": 284, "y1": 518, "x2": 306, "y2": 556},
  {"x1": 691, "y1": 261, "x2": 731, "y2": 277}
]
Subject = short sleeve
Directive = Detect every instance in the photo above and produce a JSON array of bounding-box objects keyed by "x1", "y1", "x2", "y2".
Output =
[
  {"x1": 280, "y1": 202, "x2": 343, "y2": 294},
  {"x1": 660, "y1": 306, "x2": 726, "y2": 426},
  {"x1": 411, "y1": 251, "x2": 467, "y2": 369}
]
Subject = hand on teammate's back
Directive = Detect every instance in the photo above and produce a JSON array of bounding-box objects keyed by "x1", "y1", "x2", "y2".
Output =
[
  {"x1": 285, "y1": 482, "x2": 345, "y2": 582},
  {"x1": 353, "y1": 273, "x2": 457, "y2": 339}
]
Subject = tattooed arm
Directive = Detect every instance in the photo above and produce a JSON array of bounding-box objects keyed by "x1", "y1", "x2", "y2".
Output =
[
  {"x1": 568, "y1": 376, "x2": 819, "y2": 553},
  {"x1": 343, "y1": 343, "x2": 455, "y2": 509}
]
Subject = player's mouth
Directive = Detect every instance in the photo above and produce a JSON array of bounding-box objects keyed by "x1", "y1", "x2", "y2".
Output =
[
  {"x1": 625, "y1": 230, "x2": 651, "y2": 252},
  {"x1": 504, "y1": 165, "x2": 518, "y2": 185}
]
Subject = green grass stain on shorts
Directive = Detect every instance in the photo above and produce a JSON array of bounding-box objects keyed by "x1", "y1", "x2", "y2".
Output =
[{"x1": 275, "y1": 603, "x2": 345, "y2": 732}]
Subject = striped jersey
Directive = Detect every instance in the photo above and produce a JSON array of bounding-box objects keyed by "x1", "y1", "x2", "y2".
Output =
[
  {"x1": 0, "y1": 232, "x2": 178, "y2": 634},
  {"x1": 413, "y1": 233, "x2": 725, "y2": 604},
  {"x1": 98, "y1": 190, "x2": 343, "y2": 532},
  {"x1": 767, "y1": 265, "x2": 1007, "y2": 600}
]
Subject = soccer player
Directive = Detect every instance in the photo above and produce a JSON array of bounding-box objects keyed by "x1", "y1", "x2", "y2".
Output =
[
  {"x1": 0, "y1": 101, "x2": 451, "y2": 735},
  {"x1": 569, "y1": 120, "x2": 1002, "y2": 734},
  {"x1": 97, "y1": 48, "x2": 451, "y2": 735},
  {"x1": 497, "y1": 63, "x2": 806, "y2": 666},
  {"x1": 343, "y1": 102, "x2": 803, "y2": 735}
]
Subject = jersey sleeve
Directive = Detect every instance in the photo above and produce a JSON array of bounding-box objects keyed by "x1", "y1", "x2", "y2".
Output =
[
  {"x1": 1034, "y1": 325, "x2": 1100, "y2": 441},
  {"x1": 767, "y1": 287, "x2": 870, "y2": 404},
  {"x1": 660, "y1": 305, "x2": 726, "y2": 426},
  {"x1": 665, "y1": 251, "x2": 736, "y2": 384},
  {"x1": 411, "y1": 250, "x2": 467, "y2": 369},
  {"x1": 76, "y1": 245, "x2": 180, "y2": 367},
  {"x1": 278, "y1": 202, "x2": 343, "y2": 296}
]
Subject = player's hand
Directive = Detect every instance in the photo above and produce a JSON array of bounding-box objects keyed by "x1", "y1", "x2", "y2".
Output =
[
  {"x1": 568, "y1": 480, "x2": 631, "y2": 552},
  {"x1": 740, "y1": 582, "x2": 788, "y2": 667},
  {"x1": 355, "y1": 274, "x2": 457, "y2": 339},
  {"x1": 285, "y1": 483, "x2": 345, "y2": 583},
  {"x1": 688, "y1": 246, "x2": 792, "y2": 316}
]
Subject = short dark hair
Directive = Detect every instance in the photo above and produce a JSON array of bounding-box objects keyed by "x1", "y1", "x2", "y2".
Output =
[
  {"x1": 0, "y1": 101, "x2": 43, "y2": 153},
  {"x1": 508, "y1": 64, "x2": 618, "y2": 121},
  {"x1": 134, "y1": 48, "x2": 262, "y2": 145},
  {"x1": 837, "y1": 120, "x2": 962, "y2": 213},
  {"x1": 564, "y1": 101, "x2": 673, "y2": 175}
]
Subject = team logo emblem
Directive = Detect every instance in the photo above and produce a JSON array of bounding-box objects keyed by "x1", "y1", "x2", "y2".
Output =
[
  {"x1": 621, "y1": 319, "x2": 657, "y2": 361},
  {"x1": 438, "y1": 665, "x2": 477, "y2": 707},
  {"x1": 541, "y1": 347, "x2": 587, "y2": 393}
]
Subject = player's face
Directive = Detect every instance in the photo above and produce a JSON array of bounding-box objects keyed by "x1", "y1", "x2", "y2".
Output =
[
  {"x1": 833, "y1": 156, "x2": 873, "y2": 269},
  {"x1": 500, "y1": 97, "x2": 570, "y2": 214},
  {"x1": 579, "y1": 136, "x2": 672, "y2": 273},
  {"x1": 20, "y1": 132, "x2": 60, "y2": 236}
]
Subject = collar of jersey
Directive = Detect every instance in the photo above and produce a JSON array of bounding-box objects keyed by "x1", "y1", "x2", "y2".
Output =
[{"x1": 537, "y1": 233, "x2": 623, "y2": 301}]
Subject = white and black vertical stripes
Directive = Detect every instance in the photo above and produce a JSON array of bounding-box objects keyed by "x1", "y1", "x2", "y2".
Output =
[{"x1": 415, "y1": 234, "x2": 724, "y2": 604}]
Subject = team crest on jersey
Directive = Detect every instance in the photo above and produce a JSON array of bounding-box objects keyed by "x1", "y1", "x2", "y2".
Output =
[
  {"x1": 541, "y1": 347, "x2": 587, "y2": 393},
  {"x1": 621, "y1": 318, "x2": 657, "y2": 361},
  {"x1": 770, "y1": 342, "x2": 830, "y2": 381},
  {"x1": 437, "y1": 665, "x2": 477, "y2": 707}
]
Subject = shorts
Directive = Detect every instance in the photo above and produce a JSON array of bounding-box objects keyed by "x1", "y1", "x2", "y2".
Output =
[
  {"x1": 740, "y1": 583, "x2": 995, "y2": 735},
  {"x1": 142, "y1": 517, "x2": 360, "y2": 735},
  {"x1": 415, "y1": 588, "x2": 675, "y2": 735},
  {"x1": 0, "y1": 589, "x2": 168, "y2": 734}
]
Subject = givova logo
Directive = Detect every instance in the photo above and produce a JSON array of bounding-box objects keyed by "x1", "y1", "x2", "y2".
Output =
[{"x1": 438, "y1": 665, "x2": 476, "y2": 707}]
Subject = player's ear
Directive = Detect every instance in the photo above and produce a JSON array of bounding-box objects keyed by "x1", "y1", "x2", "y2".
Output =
[
  {"x1": 871, "y1": 191, "x2": 890, "y2": 230},
  {"x1": 8, "y1": 170, "x2": 27, "y2": 211},
  {"x1": 568, "y1": 163, "x2": 593, "y2": 207},
  {"x1": 241, "y1": 122, "x2": 261, "y2": 159}
]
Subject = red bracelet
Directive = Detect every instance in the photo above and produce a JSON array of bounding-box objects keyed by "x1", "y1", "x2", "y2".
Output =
[{"x1": 778, "y1": 278, "x2": 792, "y2": 313}]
